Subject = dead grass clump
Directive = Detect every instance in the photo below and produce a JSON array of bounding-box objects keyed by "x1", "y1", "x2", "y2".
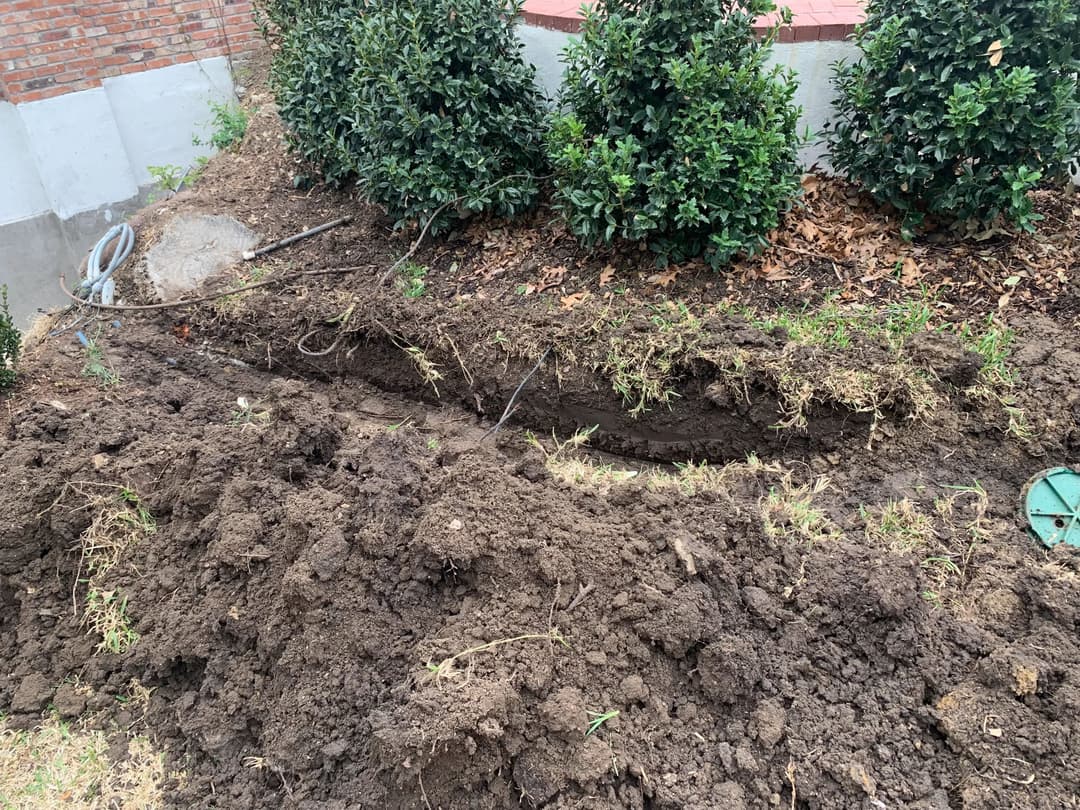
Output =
[
  {"x1": 43, "y1": 483, "x2": 154, "y2": 655},
  {"x1": 861, "y1": 498, "x2": 936, "y2": 553},
  {"x1": 0, "y1": 714, "x2": 168, "y2": 809},
  {"x1": 761, "y1": 474, "x2": 838, "y2": 545}
]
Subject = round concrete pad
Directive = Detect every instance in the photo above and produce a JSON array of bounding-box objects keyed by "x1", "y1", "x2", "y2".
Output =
[{"x1": 143, "y1": 213, "x2": 258, "y2": 300}]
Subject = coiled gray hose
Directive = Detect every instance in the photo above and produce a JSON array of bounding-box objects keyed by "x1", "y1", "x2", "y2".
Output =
[{"x1": 77, "y1": 223, "x2": 134, "y2": 306}]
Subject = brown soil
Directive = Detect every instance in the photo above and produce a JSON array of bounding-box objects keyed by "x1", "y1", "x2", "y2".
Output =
[{"x1": 3, "y1": 47, "x2": 1080, "y2": 810}]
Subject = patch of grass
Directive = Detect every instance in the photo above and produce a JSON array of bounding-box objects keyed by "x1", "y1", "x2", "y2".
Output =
[
  {"x1": 601, "y1": 301, "x2": 705, "y2": 416},
  {"x1": 936, "y1": 481, "x2": 990, "y2": 543},
  {"x1": 48, "y1": 483, "x2": 153, "y2": 655},
  {"x1": 910, "y1": 481, "x2": 992, "y2": 612},
  {"x1": 861, "y1": 498, "x2": 934, "y2": 553},
  {"x1": 0, "y1": 712, "x2": 170, "y2": 808},
  {"x1": 647, "y1": 455, "x2": 781, "y2": 496},
  {"x1": 85, "y1": 589, "x2": 138, "y2": 655},
  {"x1": 604, "y1": 335, "x2": 689, "y2": 418},
  {"x1": 80, "y1": 337, "x2": 119, "y2": 387},
  {"x1": 762, "y1": 474, "x2": 837, "y2": 545},
  {"x1": 397, "y1": 262, "x2": 427, "y2": 299},
  {"x1": 212, "y1": 265, "x2": 272, "y2": 314},
  {"x1": 229, "y1": 396, "x2": 273, "y2": 430},
  {"x1": 586, "y1": 710, "x2": 619, "y2": 736},
  {"x1": 527, "y1": 426, "x2": 640, "y2": 491},
  {"x1": 751, "y1": 294, "x2": 856, "y2": 349},
  {"x1": 422, "y1": 629, "x2": 569, "y2": 685},
  {"x1": 194, "y1": 101, "x2": 248, "y2": 151},
  {"x1": 957, "y1": 315, "x2": 1017, "y2": 388}
]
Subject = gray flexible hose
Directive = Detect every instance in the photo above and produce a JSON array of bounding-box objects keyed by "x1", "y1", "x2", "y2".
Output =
[{"x1": 77, "y1": 223, "x2": 135, "y2": 306}]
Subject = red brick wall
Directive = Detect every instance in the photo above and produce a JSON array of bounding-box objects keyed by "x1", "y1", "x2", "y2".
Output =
[{"x1": 0, "y1": 0, "x2": 260, "y2": 104}]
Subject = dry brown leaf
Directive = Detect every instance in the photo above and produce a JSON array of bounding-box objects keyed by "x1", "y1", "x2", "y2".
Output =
[
  {"x1": 797, "y1": 219, "x2": 820, "y2": 242},
  {"x1": 598, "y1": 264, "x2": 617, "y2": 287},
  {"x1": 986, "y1": 39, "x2": 1004, "y2": 67},
  {"x1": 765, "y1": 266, "x2": 796, "y2": 282},
  {"x1": 560, "y1": 291, "x2": 589, "y2": 310},
  {"x1": 900, "y1": 256, "x2": 921, "y2": 286},
  {"x1": 647, "y1": 268, "x2": 680, "y2": 288},
  {"x1": 801, "y1": 174, "x2": 821, "y2": 196},
  {"x1": 533, "y1": 265, "x2": 567, "y2": 294}
]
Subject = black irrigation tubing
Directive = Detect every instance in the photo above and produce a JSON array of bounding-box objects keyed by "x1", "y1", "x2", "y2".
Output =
[
  {"x1": 58, "y1": 266, "x2": 365, "y2": 312},
  {"x1": 482, "y1": 346, "x2": 553, "y2": 440}
]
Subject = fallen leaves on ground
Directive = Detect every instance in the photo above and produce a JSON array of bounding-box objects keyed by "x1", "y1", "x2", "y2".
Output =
[
  {"x1": 560, "y1": 291, "x2": 590, "y2": 310},
  {"x1": 648, "y1": 268, "x2": 680, "y2": 287},
  {"x1": 529, "y1": 265, "x2": 568, "y2": 295}
]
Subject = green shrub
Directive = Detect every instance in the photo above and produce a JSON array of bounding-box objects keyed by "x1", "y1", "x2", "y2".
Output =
[
  {"x1": 253, "y1": 0, "x2": 329, "y2": 32},
  {"x1": 827, "y1": 0, "x2": 1080, "y2": 235},
  {"x1": 264, "y1": 0, "x2": 546, "y2": 230},
  {"x1": 266, "y1": 1, "x2": 366, "y2": 184},
  {"x1": 0, "y1": 285, "x2": 20, "y2": 390},
  {"x1": 352, "y1": 0, "x2": 547, "y2": 233},
  {"x1": 548, "y1": 0, "x2": 802, "y2": 268}
]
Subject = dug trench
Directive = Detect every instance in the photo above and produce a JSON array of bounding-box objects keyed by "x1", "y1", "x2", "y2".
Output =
[
  {"x1": 4, "y1": 60, "x2": 1080, "y2": 806},
  {"x1": 3, "y1": 290, "x2": 1080, "y2": 809}
]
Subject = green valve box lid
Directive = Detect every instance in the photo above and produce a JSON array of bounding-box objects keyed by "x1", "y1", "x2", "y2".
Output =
[{"x1": 1023, "y1": 467, "x2": 1080, "y2": 549}]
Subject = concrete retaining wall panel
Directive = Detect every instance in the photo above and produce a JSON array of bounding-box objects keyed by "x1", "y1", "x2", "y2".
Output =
[
  {"x1": 16, "y1": 87, "x2": 139, "y2": 220},
  {"x1": 104, "y1": 56, "x2": 235, "y2": 186},
  {"x1": 0, "y1": 102, "x2": 52, "y2": 226}
]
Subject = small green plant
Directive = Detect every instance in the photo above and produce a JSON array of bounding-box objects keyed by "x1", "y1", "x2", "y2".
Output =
[
  {"x1": 146, "y1": 164, "x2": 184, "y2": 200},
  {"x1": 549, "y1": 0, "x2": 802, "y2": 267},
  {"x1": 586, "y1": 710, "x2": 620, "y2": 736},
  {"x1": 85, "y1": 589, "x2": 138, "y2": 654},
  {"x1": 229, "y1": 396, "x2": 273, "y2": 430},
  {"x1": 397, "y1": 263, "x2": 428, "y2": 299},
  {"x1": 81, "y1": 337, "x2": 120, "y2": 387},
  {"x1": 827, "y1": 0, "x2": 1080, "y2": 235},
  {"x1": 194, "y1": 101, "x2": 249, "y2": 151},
  {"x1": 188, "y1": 155, "x2": 211, "y2": 185},
  {"x1": 0, "y1": 285, "x2": 19, "y2": 390},
  {"x1": 426, "y1": 437, "x2": 440, "y2": 451}
]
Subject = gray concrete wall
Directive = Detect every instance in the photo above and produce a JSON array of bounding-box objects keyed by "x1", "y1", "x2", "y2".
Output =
[{"x1": 0, "y1": 56, "x2": 236, "y2": 331}]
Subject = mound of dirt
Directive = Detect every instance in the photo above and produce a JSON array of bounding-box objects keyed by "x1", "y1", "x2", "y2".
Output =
[
  {"x1": 3, "y1": 46, "x2": 1080, "y2": 810},
  {"x1": 3, "y1": 315, "x2": 1079, "y2": 809}
]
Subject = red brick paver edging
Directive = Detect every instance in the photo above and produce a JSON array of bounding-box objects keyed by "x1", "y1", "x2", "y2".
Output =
[{"x1": 520, "y1": 0, "x2": 865, "y2": 41}]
